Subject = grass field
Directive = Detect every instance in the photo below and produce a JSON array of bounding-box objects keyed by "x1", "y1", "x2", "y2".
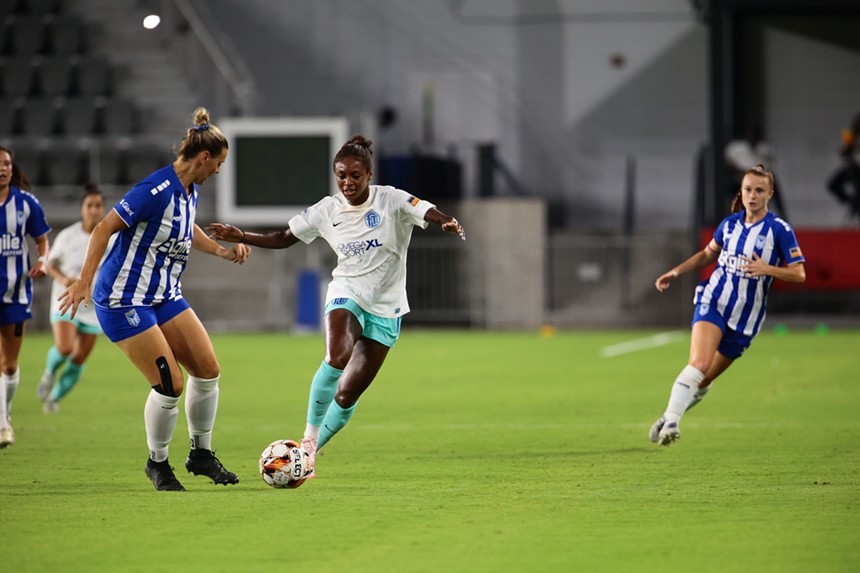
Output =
[{"x1": 2, "y1": 328, "x2": 859, "y2": 572}]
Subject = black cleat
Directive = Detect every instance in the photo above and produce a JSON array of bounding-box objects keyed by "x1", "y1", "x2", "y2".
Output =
[
  {"x1": 145, "y1": 459, "x2": 186, "y2": 491},
  {"x1": 185, "y1": 449, "x2": 239, "y2": 485}
]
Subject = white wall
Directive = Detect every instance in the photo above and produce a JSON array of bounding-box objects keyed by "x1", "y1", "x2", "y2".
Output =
[{"x1": 199, "y1": 0, "x2": 857, "y2": 230}]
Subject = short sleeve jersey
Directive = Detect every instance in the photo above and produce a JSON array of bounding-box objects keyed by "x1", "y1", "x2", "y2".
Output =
[
  {"x1": 694, "y1": 211, "x2": 805, "y2": 336},
  {"x1": 48, "y1": 221, "x2": 115, "y2": 325},
  {"x1": 288, "y1": 185, "x2": 435, "y2": 317},
  {"x1": 94, "y1": 165, "x2": 197, "y2": 308},
  {"x1": 0, "y1": 185, "x2": 51, "y2": 305}
]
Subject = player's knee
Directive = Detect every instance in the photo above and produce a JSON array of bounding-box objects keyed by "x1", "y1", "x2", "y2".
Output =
[
  {"x1": 333, "y1": 390, "x2": 357, "y2": 410},
  {"x1": 688, "y1": 358, "x2": 711, "y2": 374},
  {"x1": 152, "y1": 356, "x2": 184, "y2": 397},
  {"x1": 325, "y1": 348, "x2": 352, "y2": 371}
]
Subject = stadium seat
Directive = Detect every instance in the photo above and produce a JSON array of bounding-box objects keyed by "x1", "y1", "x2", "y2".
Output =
[
  {"x1": 43, "y1": 141, "x2": 85, "y2": 186},
  {"x1": 36, "y1": 55, "x2": 73, "y2": 96},
  {"x1": 8, "y1": 16, "x2": 47, "y2": 55},
  {"x1": 49, "y1": 15, "x2": 84, "y2": 54},
  {"x1": 126, "y1": 145, "x2": 166, "y2": 181},
  {"x1": 59, "y1": 97, "x2": 97, "y2": 135},
  {"x1": 0, "y1": 57, "x2": 36, "y2": 97},
  {"x1": 0, "y1": 4, "x2": 20, "y2": 21},
  {"x1": 19, "y1": 97, "x2": 58, "y2": 135},
  {"x1": 20, "y1": 0, "x2": 59, "y2": 16},
  {"x1": 9, "y1": 143, "x2": 44, "y2": 186},
  {"x1": 102, "y1": 98, "x2": 138, "y2": 135},
  {"x1": 76, "y1": 56, "x2": 110, "y2": 96},
  {"x1": 92, "y1": 144, "x2": 127, "y2": 185},
  {"x1": 0, "y1": 98, "x2": 20, "y2": 134}
]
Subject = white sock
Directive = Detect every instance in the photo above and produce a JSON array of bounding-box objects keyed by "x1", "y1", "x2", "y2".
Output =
[
  {"x1": 4, "y1": 368, "x2": 19, "y2": 415},
  {"x1": 144, "y1": 389, "x2": 180, "y2": 462},
  {"x1": 185, "y1": 375, "x2": 219, "y2": 451},
  {"x1": 0, "y1": 372, "x2": 6, "y2": 429},
  {"x1": 304, "y1": 423, "x2": 320, "y2": 441},
  {"x1": 664, "y1": 365, "x2": 705, "y2": 424},
  {"x1": 686, "y1": 385, "x2": 711, "y2": 412}
]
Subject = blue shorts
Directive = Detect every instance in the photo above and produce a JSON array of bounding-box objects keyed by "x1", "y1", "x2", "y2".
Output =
[
  {"x1": 95, "y1": 297, "x2": 190, "y2": 343},
  {"x1": 0, "y1": 303, "x2": 32, "y2": 325},
  {"x1": 325, "y1": 298, "x2": 401, "y2": 348},
  {"x1": 51, "y1": 312, "x2": 103, "y2": 335},
  {"x1": 691, "y1": 302, "x2": 754, "y2": 359}
]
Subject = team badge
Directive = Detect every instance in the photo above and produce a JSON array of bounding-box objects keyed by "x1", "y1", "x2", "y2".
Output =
[
  {"x1": 124, "y1": 309, "x2": 141, "y2": 327},
  {"x1": 16, "y1": 211, "x2": 24, "y2": 226},
  {"x1": 755, "y1": 236, "x2": 765, "y2": 250},
  {"x1": 700, "y1": 304, "x2": 710, "y2": 315},
  {"x1": 365, "y1": 210, "x2": 381, "y2": 228}
]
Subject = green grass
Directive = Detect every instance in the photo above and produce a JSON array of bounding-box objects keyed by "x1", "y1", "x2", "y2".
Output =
[{"x1": 2, "y1": 328, "x2": 859, "y2": 572}]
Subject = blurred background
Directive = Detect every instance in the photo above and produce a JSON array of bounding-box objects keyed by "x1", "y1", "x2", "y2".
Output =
[{"x1": 2, "y1": 0, "x2": 858, "y2": 332}]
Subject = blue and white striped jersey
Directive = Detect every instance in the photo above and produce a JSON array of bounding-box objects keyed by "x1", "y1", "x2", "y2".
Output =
[
  {"x1": 0, "y1": 185, "x2": 51, "y2": 305},
  {"x1": 94, "y1": 165, "x2": 197, "y2": 308},
  {"x1": 694, "y1": 211, "x2": 805, "y2": 336}
]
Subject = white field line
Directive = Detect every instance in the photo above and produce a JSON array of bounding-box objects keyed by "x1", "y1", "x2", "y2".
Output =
[{"x1": 600, "y1": 331, "x2": 685, "y2": 358}]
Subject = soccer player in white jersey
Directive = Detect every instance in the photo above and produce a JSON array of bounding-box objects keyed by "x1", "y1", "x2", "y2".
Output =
[
  {"x1": 59, "y1": 108, "x2": 252, "y2": 490},
  {"x1": 0, "y1": 145, "x2": 51, "y2": 448},
  {"x1": 207, "y1": 135, "x2": 466, "y2": 475},
  {"x1": 38, "y1": 184, "x2": 115, "y2": 413},
  {"x1": 649, "y1": 164, "x2": 806, "y2": 446}
]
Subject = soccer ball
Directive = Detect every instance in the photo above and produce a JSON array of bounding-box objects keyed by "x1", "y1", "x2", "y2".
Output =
[{"x1": 259, "y1": 439, "x2": 310, "y2": 488}]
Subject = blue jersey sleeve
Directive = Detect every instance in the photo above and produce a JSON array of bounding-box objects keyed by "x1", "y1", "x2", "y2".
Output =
[
  {"x1": 712, "y1": 216, "x2": 732, "y2": 249},
  {"x1": 23, "y1": 193, "x2": 51, "y2": 238},
  {"x1": 774, "y1": 218, "x2": 805, "y2": 265},
  {"x1": 114, "y1": 182, "x2": 164, "y2": 227}
]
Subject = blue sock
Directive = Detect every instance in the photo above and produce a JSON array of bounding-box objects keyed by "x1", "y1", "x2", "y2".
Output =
[
  {"x1": 306, "y1": 361, "x2": 343, "y2": 426},
  {"x1": 318, "y1": 401, "x2": 357, "y2": 450},
  {"x1": 46, "y1": 346, "x2": 69, "y2": 375},
  {"x1": 52, "y1": 362, "x2": 84, "y2": 401}
]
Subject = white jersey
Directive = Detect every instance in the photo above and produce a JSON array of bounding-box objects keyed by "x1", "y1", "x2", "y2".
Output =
[
  {"x1": 48, "y1": 221, "x2": 115, "y2": 326},
  {"x1": 288, "y1": 185, "x2": 434, "y2": 317}
]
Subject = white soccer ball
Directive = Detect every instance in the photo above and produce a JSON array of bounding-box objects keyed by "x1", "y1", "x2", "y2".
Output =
[{"x1": 259, "y1": 439, "x2": 310, "y2": 488}]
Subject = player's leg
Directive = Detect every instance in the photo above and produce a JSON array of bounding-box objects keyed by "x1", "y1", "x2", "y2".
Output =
[
  {"x1": 685, "y1": 351, "x2": 734, "y2": 411},
  {"x1": 317, "y1": 336, "x2": 390, "y2": 451},
  {"x1": 0, "y1": 322, "x2": 24, "y2": 447},
  {"x1": 160, "y1": 303, "x2": 238, "y2": 485},
  {"x1": 302, "y1": 306, "x2": 363, "y2": 467},
  {"x1": 652, "y1": 320, "x2": 722, "y2": 445},
  {"x1": 46, "y1": 330, "x2": 98, "y2": 410},
  {"x1": 39, "y1": 320, "x2": 74, "y2": 401},
  {"x1": 112, "y1": 319, "x2": 186, "y2": 491}
]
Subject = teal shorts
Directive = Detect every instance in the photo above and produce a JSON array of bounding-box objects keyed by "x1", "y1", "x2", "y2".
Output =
[
  {"x1": 325, "y1": 298, "x2": 401, "y2": 348},
  {"x1": 51, "y1": 312, "x2": 103, "y2": 336}
]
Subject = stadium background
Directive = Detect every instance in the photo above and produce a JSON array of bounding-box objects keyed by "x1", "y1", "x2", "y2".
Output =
[{"x1": 3, "y1": 0, "x2": 858, "y2": 334}]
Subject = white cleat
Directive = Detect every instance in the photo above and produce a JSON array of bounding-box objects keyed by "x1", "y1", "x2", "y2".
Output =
[
  {"x1": 37, "y1": 372, "x2": 54, "y2": 401},
  {"x1": 649, "y1": 416, "x2": 665, "y2": 443},
  {"x1": 301, "y1": 436, "x2": 317, "y2": 476},
  {"x1": 43, "y1": 397, "x2": 59, "y2": 414},
  {"x1": 657, "y1": 421, "x2": 681, "y2": 446},
  {"x1": 0, "y1": 419, "x2": 15, "y2": 448}
]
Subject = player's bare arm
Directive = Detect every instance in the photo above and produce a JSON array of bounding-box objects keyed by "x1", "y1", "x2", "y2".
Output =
[
  {"x1": 740, "y1": 255, "x2": 806, "y2": 283},
  {"x1": 193, "y1": 224, "x2": 251, "y2": 264},
  {"x1": 424, "y1": 208, "x2": 466, "y2": 240},
  {"x1": 58, "y1": 210, "x2": 125, "y2": 318},
  {"x1": 28, "y1": 234, "x2": 50, "y2": 278},
  {"x1": 655, "y1": 240, "x2": 720, "y2": 293},
  {"x1": 206, "y1": 223, "x2": 302, "y2": 249}
]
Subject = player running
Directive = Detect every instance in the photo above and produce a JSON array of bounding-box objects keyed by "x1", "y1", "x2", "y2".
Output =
[
  {"x1": 649, "y1": 164, "x2": 806, "y2": 446},
  {"x1": 207, "y1": 134, "x2": 465, "y2": 475},
  {"x1": 38, "y1": 184, "x2": 115, "y2": 413}
]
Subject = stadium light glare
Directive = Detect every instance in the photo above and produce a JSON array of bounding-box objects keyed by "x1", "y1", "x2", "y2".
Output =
[{"x1": 143, "y1": 14, "x2": 161, "y2": 29}]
